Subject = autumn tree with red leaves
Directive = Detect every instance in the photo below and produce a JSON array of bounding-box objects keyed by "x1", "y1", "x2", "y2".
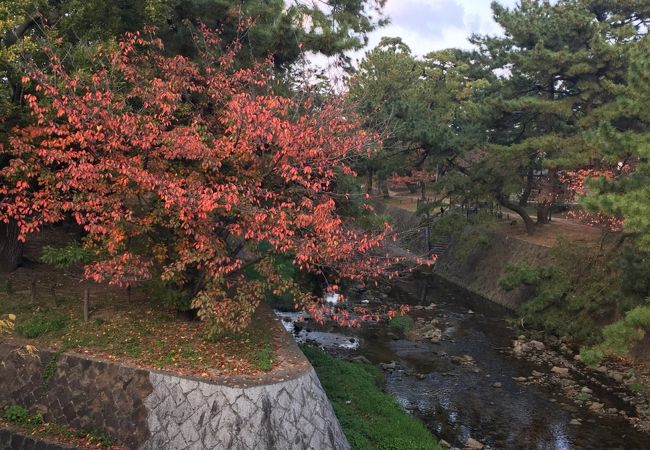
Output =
[{"x1": 0, "y1": 29, "x2": 396, "y2": 333}]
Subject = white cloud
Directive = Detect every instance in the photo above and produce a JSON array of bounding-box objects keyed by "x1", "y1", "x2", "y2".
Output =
[
  {"x1": 358, "y1": 0, "x2": 519, "y2": 58},
  {"x1": 305, "y1": 0, "x2": 520, "y2": 89}
]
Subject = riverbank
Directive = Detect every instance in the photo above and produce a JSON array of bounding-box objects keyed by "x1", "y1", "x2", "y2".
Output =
[{"x1": 302, "y1": 346, "x2": 442, "y2": 450}]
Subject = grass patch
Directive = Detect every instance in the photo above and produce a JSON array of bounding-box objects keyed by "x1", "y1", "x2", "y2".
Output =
[
  {"x1": 630, "y1": 383, "x2": 647, "y2": 394},
  {"x1": 15, "y1": 315, "x2": 68, "y2": 338},
  {"x1": 302, "y1": 346, "x2": 441, "y2": 450},
  {"x1": 388, "y1": 315, "x2": 414, "y2": 334},
  {"x1": 254, "y1": 343, "x2": 274, "y2": 372},
  {"x1": 2, "y1": 404, "x2": 120, "y2": 448}
]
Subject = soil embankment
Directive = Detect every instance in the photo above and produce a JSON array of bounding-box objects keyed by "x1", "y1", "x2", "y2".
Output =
[{"x1": 433, "y1": 232, "x2": 549, "y2": 309}]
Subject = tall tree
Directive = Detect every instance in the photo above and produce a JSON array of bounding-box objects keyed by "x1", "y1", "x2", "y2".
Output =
[
  {"x1": 583, "y1": 36, "x2": 650, "y2": 249},
  {"x1": 0, "y1": 0, "x2": 387, "y2": 271},
  {"x1": 0, "y1": 29, "x2": 392, "y2": 333},
  {"x1": 348, "y1": 37, "x2": 487, "y2": 198},
  {"x1": 468, "y1": 0, "x2": 648, "y2": 231}
]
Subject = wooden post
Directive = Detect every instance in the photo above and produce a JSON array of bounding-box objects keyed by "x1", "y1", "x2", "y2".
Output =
[{"x1": 83, "y1": 288, "x2": 89, "y2": 322}]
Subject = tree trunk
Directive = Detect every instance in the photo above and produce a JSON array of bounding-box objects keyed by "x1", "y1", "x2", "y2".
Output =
[
  {"x1": 380, "y1": 178, "x2": 389, "y2": 199},
  {"x1": 366, "y1": 169, "x2": 373, "y2": 194},
  {"x1": 406, "y1": 182, "x2": 417, "y2": 194},
  {"x1": 497, "y1": 193, "x2": 535, "y2": 234},
  {"x1": 420, "y1": 181, "x2": 426, "y2": 200},
  {"x1": 536, "y1": 201, "x2": 551, "y2": 224},
  {"x1": 519, "y1": 166, "x2": 534, "y2": 207},
  {"x1": 0, "y1": 219, "x2": 23, "y2": 272}
]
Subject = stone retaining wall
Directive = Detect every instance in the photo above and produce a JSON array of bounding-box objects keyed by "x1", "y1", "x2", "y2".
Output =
[{"x1": 0, "y1": 314, "x2": 348, "y2": 450}]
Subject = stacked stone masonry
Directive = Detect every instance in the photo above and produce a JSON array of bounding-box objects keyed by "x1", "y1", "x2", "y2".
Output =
[{"x1": 0, "y1": 340, "x2": 348, "y2": 450}]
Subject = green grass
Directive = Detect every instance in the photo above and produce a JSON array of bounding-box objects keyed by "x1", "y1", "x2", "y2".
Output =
[
  {"x1": 2, "y1": 404, "x2": 117, "y2": 448},
  {"x1": 255, "y1": 343, "x2": 274, "y2": 372},
  {"x1": 388, "y1": 315, "x2": 414, "y2": 333},
  {"x1": 302, "y1": 346, "x2": 441, "y2": 450},
  {"x1": 630, "y1": 383, "x2": 647, "y2": 394},
  {"x1": 15, "y1": 315, "x2": 68, "y2": 338}
]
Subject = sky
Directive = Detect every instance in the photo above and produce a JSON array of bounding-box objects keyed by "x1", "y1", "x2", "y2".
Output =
[{"x1": 354, "y1": 0, "x2": 519, "y2": 61}]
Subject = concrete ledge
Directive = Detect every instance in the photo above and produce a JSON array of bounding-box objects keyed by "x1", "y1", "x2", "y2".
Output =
[
  {"x1": 0, "y1": 428, "x2": 76, "y2": 450},
  {"x1": 0, "y1": 308, "x2": 348, "y2": 450}
]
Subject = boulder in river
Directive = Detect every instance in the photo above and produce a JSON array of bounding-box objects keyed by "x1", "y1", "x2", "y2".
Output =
[{"x1": 380, "y1": 361, "x2": 396, "y2": 370}]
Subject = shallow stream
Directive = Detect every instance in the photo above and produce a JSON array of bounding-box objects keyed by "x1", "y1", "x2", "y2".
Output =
[{"x1": 277, "y1": 275, "x2": 650, "y2": 449}]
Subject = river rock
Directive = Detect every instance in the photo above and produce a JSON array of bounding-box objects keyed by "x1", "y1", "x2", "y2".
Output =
[
  {"x1": 551, "y1": 366, "x2": 570, "y2": 377},
  {"x1": 529, "y1": 340, "x2": 545, "y2": 351},
  {"x1": 532, "y1": 370, "x2": 545, "y2": 377},
  {"x1": 581, "y1": 386, "x2": 593, "y2": 394},
  {"x1": 610, "y1": 372, "x2": 624, "y2": 382},
  {"x1": 493, "y1": 382, "x2": 502, "y2": 388},
  {"x1": 513, "y1": 376, "x2": 527, "y2": 382},
  {"x1": 465, "y1": 437, "x2": 484, "y2": 449},
  {"x1": 589, "y1": 402, "x2": 605, "y2": 412},
  {"x1": 512, "y1": 340, "x2": 527, "y2": 355},
  {"x1": 351, "y1": 356, "x2": 371, "y2": 365},
  {"x1": 423, "y1": 328, "x2": 442, "y2": 342},
  {"x1": 439, "y1": 439, "x2": 451, "y2": 448},
  {"x1": 380, "y1": 361, "x2": 396, "y2": 370},
  {"x1": 569, "y1": 419, "x2": 582, "y2": 426}
]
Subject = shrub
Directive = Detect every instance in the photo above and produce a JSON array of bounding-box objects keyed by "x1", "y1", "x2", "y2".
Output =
[
  {"x1": 41, "y1": 243, "x2": 94, "y2": 268},
  {"x1": 580, "y1": 348, "x2": 604, "y2": 367},
  {"x1": 3, "y1": 405, "x2": 38, "y2": 426},
  {"x1": 582, "y1": 305, "x2": 650, "y2": 360}
]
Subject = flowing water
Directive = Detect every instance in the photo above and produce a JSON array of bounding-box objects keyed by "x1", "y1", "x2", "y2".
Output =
[{"x1": 277, "y1": 275, "x2": 650, "y2": 450}]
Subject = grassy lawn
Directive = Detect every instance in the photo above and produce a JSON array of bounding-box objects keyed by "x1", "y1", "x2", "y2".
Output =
[
  {"x1": 1, "y1": 296, "x2": 276, "y2": 378},
  {"x1": 302, "y1": 346, "x2": 442, "y2": 450}
]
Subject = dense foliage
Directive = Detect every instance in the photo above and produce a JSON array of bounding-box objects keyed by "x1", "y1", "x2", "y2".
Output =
[
  {"x1": 0, "y1": 29, "x2": 395, "y2": 333},
  {"x1": 350, "y1": 0, "x2": 650, "y2": 360}
]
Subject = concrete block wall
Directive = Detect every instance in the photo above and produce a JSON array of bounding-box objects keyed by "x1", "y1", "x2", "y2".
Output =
[{"x1": 0, "y1": 313, "x2": 348, "y2": 450}]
